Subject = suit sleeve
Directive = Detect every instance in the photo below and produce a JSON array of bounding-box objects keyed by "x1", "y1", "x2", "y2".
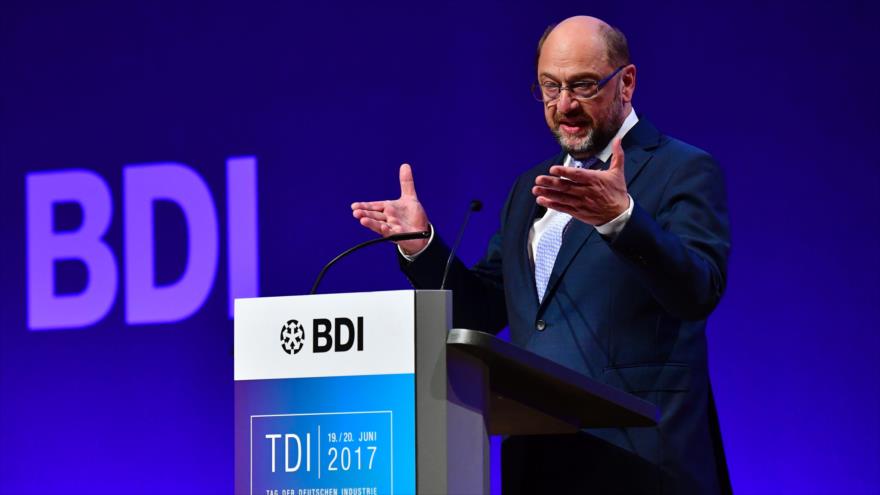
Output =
[
  {"x1": 608, "y1": 152, "x2": 731, "y2": 321},
  {"x1": 398, "y1": 181, "x2": 519, "y2": 334}
]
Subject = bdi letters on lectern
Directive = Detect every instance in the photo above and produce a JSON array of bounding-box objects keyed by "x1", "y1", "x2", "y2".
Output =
[{"x1": 234, "y1": 291, "x2": 417, "y2": 495}]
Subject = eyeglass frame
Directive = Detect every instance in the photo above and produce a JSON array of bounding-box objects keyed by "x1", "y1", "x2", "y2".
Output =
[{"x1": 531, "y1": 65, "x2": 628, "y2": 103}]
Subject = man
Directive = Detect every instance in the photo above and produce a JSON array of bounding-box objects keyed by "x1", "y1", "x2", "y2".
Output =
[{"x1": 352, "y1": 15, "x2": 731, "y2": 495}]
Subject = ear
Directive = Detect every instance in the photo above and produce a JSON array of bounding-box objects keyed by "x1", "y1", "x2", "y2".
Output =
[{"x1": 620, "y1": 64, "x2": 637, "y2": 104}]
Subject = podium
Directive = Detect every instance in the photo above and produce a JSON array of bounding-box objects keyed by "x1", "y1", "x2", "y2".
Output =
[{"x1": 234, "y1": 290, "x2": 658, "y2": 495}]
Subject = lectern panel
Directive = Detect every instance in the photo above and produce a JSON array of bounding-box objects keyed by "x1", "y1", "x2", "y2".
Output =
[{"x1": 234, "y1": 291, "x2": 418, "y2": 495}]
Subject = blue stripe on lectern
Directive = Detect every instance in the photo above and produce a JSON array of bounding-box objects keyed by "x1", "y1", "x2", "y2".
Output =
[{"x1": 235, "y1": 373, "x2": 415, "y2": 495}]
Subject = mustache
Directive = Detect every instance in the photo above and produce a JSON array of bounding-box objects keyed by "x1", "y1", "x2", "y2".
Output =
[{"x1": 553, "y1": 112, "x2": 592, "y2": 127}]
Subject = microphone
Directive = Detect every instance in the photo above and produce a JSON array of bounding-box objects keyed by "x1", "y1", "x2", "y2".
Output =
[
  {"x1": 310, "y1": 230, "x2": 431, "y2": 294},
  {"x1": 440, "y1": 200, "x2": 482, "y2": 290}
]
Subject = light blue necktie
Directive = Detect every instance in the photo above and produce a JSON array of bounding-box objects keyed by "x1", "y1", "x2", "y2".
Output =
[{"x1": 534, "y1": 156, "x2": 599, "y2": 302}]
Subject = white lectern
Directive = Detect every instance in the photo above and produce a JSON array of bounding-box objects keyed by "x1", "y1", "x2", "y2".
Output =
[{"x1": 234, "y1": 290, "x2": 657, "y2": 495}]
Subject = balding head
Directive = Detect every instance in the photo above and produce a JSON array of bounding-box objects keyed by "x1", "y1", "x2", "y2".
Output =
[
  {"x1": 532, "y1": 16, "x2": 636, "y2": 158},
  {"x1": 536, "y1": 16, "x2": 630, "y2": 69}
]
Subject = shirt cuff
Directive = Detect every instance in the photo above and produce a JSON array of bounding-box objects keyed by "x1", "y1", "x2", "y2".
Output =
[
  {"x1": 398, "y1": 224, "x2": 435, "y2": 261},
  {"x1": 595, "y1": 195, "x2": 633, "y2": 239}
]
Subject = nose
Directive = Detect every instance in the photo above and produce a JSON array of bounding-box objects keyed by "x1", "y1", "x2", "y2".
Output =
[{"x1": 556, "y1": 89, "x2": 579, "y2": 113}]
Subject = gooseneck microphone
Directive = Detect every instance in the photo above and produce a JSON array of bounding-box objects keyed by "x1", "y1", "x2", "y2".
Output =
[
  {"x1": 440, "y1": 200, "x2": 482, "y2": 290},
  {"x1": 310, "y1": 230, "x2": 431, "y2": 294}
]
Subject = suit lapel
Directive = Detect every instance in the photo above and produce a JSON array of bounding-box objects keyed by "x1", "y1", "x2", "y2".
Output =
[
  {"x1": 537, "y1": 118, "x2": 661, "y2": 310},
  {"x1": 620, "y1": 117, "x2": 661, "y2": 186}
]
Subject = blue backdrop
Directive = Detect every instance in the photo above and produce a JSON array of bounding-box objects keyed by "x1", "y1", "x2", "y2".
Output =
[{"x1": 1, "y1": 1, "x2": 878, "y2": 493}]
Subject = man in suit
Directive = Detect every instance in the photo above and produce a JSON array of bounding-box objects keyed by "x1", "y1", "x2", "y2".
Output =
[{"x1": 352, "y1": 15, "x2": 731, "y2": 495}]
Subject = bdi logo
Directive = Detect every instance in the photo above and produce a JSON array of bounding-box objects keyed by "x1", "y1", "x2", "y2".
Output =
[
  {"x1": 280, "y1": 320, "x2": 306, "y2": 355},
  {"x1": 25, "y1": 157, "x2": 258, "y2": 330},
  {"x1": 280, "y1": 317, "x2": 365, "y2": 356}
]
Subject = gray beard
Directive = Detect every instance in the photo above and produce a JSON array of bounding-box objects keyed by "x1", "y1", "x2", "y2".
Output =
[
  {"x1": 555, "y1": 127, "x2": 600, "y2": 156},
  {"x1": 555, "y1": 95, "x2": 626, "y2": 157},
  {"x1": 555, "y1": 114, "x2": 621, "y2": 157}
]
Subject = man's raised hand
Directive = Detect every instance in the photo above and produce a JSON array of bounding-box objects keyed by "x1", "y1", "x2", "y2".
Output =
[
  {"x1": 351, "y1": 163, "x2": 430, "y2": 255},
  {"x1": 532, "y1": 138, "x2": 629, "y2": 225}
]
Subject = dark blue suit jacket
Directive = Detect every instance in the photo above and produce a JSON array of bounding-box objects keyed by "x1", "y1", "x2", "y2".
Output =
[{"x1": 401, "y1": 118, "x2": 732, "y2": 494}]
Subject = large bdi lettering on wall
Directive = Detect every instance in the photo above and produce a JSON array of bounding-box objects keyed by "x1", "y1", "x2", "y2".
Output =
[{"x1": 25, "y1": 157, "x2": 258, "y2": 330}]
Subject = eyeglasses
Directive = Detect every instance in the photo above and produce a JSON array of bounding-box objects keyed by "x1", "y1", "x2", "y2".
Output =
[{"x1": 531, "y1": 65, "x2": 627, "y2": 103}]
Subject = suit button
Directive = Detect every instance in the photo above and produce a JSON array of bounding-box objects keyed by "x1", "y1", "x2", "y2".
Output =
[{"x1": 536, "y1": 319, "x2": 546, "y2": 331}]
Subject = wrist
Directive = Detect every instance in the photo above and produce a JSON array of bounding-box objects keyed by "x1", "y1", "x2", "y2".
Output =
[
  {"x1": 595, "y1": 195, "x2": 633, "y2": 238},
  {"x1": 399, "y1": 224, "x2": 434, "y2": 259}
]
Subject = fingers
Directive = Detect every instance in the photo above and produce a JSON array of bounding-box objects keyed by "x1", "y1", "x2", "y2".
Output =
[
  {"x1": 535, "y1": 173, "x2": 588, "y2": 191},
  {"x1": 358, "y1": 217, "x2": 394, "y2": 236},
  {"x1": 532, "y1": 149, "x2": 629, "y2": 225},
  {"x1": 548, "y1": 166, "x2": 603, "y2": 185},
  {"x1": 536, "y1": 196, "x2": 577, "y2": 215},
  {"x1": 352, "y1": 209, "x2": 387, "y2": 222},
  {"x1": 352, "y1": 202, "x2": 389, "y2": 236},
  {"x1": 535, "y1": 186, "x2": 606, "y2": 221},
  {"x1": 399, "y1": 163, "x2": 418, "y2": 199},
  {"x1": 609, "y1": 138, "x2": 625, "y2": 172},
  {"x1": 533, "y1": 171, "x2": 606, "y2": 220},
  {"x1": 535, "y1": 170, "x2": 603, "y2": 196},
  {"x1": 350, "y1": 200, "x2": 387, "y2": 212},
  {"x1": 354, "y1": 204, "x2": 405, "y2": 237},
  {"x1": 532, "y1": 184, "x2": 582, "y2": 204},
  {"x1": 533, "y1": 170, "x2": 601, "y2": 208},
  {"x1": 353, "y1": 163, "x2": 428, "y2": 239}
]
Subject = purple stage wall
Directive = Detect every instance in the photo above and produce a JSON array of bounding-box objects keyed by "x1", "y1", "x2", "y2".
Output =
[{"x1": 1, "y1": 1, "x2": 878, "y2": 493}]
